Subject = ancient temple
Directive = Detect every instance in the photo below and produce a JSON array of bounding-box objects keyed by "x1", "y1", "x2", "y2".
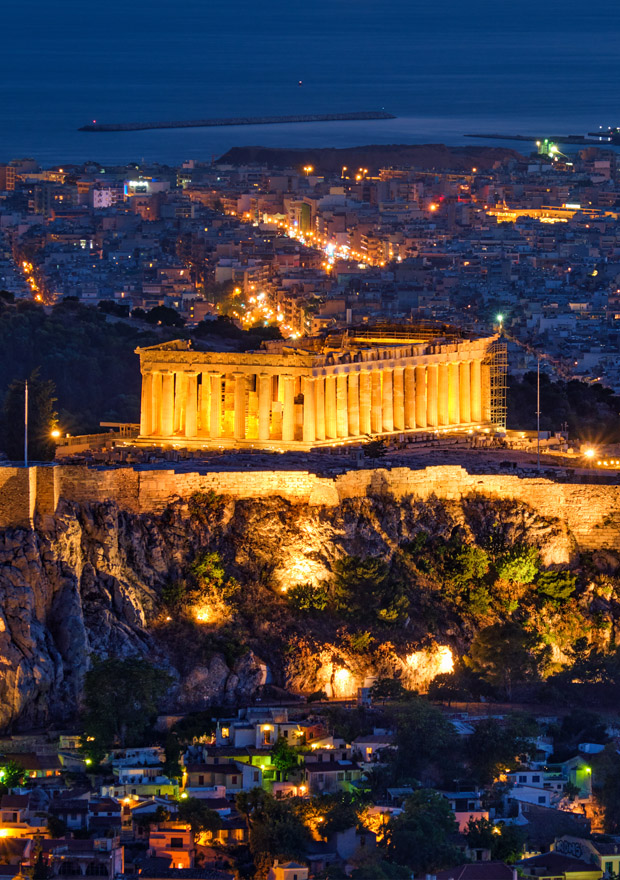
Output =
[{"x1": 135, "y1": 326, "x2": 506, "y2": 450}]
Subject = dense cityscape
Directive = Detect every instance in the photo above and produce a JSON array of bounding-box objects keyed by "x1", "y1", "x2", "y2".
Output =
[
  {"x1": 2, "y1": 134, "x2": 620, "y2": 880},
  {"x1": 2, "y1": 142, "x2": 620, "y2": 392}
]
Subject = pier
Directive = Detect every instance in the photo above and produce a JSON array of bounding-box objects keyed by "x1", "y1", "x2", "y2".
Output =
[{"x1": 79, "y1": 111, "x2": 396, "y2": 133}]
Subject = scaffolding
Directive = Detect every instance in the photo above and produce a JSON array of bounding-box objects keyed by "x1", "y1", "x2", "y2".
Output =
[
  {"x1": 327, "y1": 321, "x2": 471, "y2": 349},
  {"x1": 484, "y1": 339, "x2": 508, "y2": 430}
]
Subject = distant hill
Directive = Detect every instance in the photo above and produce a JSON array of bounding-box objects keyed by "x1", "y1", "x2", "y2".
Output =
[{"x1": 216, "y1": 142, "x2": 524, "y2": 173}]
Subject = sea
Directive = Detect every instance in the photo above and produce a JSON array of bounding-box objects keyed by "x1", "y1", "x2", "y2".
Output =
[{"x1": 2, "y1": 0, "x2": 620, "y2": 167}]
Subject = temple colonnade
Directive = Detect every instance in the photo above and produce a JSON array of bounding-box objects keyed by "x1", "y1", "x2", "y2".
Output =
[{"x1": 138, "y1": 356, "x2": 492, "y2": 447}]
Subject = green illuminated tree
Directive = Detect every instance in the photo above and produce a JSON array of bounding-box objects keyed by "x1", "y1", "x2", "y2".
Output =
[
  {"x1": 271, "y1": 737, "x2": 300, "y2": 779},
  {"x1": 0, "y1": 759, "x2": 24, "y2": 789}
]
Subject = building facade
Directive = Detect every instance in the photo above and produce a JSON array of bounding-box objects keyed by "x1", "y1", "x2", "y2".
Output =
[{"x1": 136, "y1": 327, "x2": 506, "y2": 450}]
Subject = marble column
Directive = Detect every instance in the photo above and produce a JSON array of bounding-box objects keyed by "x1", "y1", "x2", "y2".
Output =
[
  {"x1": 470, "y1": 359, "x2": 482, "y2": 422},
  {"x1": 282, "y1": 374, "x2": 295, "y2": 442},
  {"x1": 303, "y1": 376, "x2": 316, "y2": 443},
  {"x1": 174, "y1": 371, "x2": 188, "y2": 435},
  {"x1": 481, "y1": 364, "x2": 492, "y2": 422},
  {"x1": 371, "y1": 371, "x2": 382, "y2": 434},
  {"x1": 382, "y1": 368, "x2": 394, "y2": 432},
  {"x1": 233, "y1": 372, "x2": 246, "y2": 441},
  {"x1": 359, "y1": 371, "x2": 372, "y2": 435},
  {"x1": 315, "y1": 377, "x2": 326, "y2": 441},
  {"x1": 336, "y1": 374, "x2": 349, "y2": 438},
  {"x1": 185, "y1": 372, "x2": 198, "y2": 438},
  {"x1": 404, "y1": 366, "x2": 416, "y2": 430},
  {"x1": 161, "y1": 371, "x2": 174, "y2": 436},
  {"x1": 199, "y1": 373, "x2": 210, "y2": 437},
  {"x1": 459, "y1": 361, "x2": 471, "y2": 423},
  {"x1": 426, "y1": 364, "x2": 439, "y2": 428},
  {"x1": 140, "y1": 371, "x2": 153, "y2": 436},
  {"x1": 258, "y1": 373, "x2": 271, "y2": 441},
  {"x1": 210, "y1": 372, "x2": 222, "y2": 439},
  {"x1": 448, "y1": 362, "x2": 460, "y2": 424},
  {"x1": 347, "y1": 373, "x2": 360, "y2": 436},
  {"x1": 438, "y1": 363, "x2": 449, "y2": 426},
  {"x1": 325, "y1": 375, "x2": 337, "y2": 439},
  {"x1": 151, "y1": 370, "x2": 162, "y2": 435},
  {"x1": 393, "y1": 367, "x2": 405, "y2": 431},
  {"x1": 415, "y1": 365, "x2": 427, "y2": 428}
]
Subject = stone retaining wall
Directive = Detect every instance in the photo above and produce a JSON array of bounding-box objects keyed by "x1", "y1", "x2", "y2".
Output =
[{"x1": 1, "y1": 463, "x2": 619, "y2": 552}]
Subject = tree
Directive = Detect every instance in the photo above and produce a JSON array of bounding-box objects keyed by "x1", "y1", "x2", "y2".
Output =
[
  {"x1": 465, "y1": 622, "x2": 536, "y2": 698},
  {"x1": 536, "y1": 570, "x2": 577, "y2": 603},
  {"x1": 363, "y1": 438, "x2": 387, "y2": 458},
  {"x1": 370, "y1": 678, "x2": 406, "y2": 704},
  {"x1": 466, "y1": 715, "x2": 538, "y2": 784},
  {"x1": 331, "y1": 556, "x2": 408, "y2": 624},
  {"x1": 238, "y1": 790, "x2": 309, "y2": 865},
  {"x1": 465, "y1": 817, "x2": 525, "y2": 862},
  {"x1": 177, "y1": 797, "x2": 222, "y2": 836},
  {"x1": 1, "y1": 369, "x2": 57, "y2": 460},
  {"x1": 386, "y1": 789, "x2": 459, "y2": 873},
  {"x1": 46, "y1": 814, "x2": 67, "y2": 838},
  {"x1": 271, "y1": 737, "x2": 300, "y2": 779},
  {"x1": 287, "y1": 582, "x2": 329, "y2": 613},
  {"x1": 0, "y1": 759, "x2": 24, "y2": 788},
  {"x1": 495, "y1": 545, "x2": 540, "y2": 585},
  {"x1": 144, "y1": 305, "x2": 185, "y2": 327},
  {"x1": 386, "y1": 697, "x2": 456, "y2": 780},
  {"x1": 81, "y1": 657, "x2": 173, "y2": 756}
]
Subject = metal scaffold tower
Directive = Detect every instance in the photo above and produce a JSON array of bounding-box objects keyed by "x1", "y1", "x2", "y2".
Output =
[{"x1": 484, "y1": 340, "x2": 508, "y2": 430}]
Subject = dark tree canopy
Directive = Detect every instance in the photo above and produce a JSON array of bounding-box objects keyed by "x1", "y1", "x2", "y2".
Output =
[
  {"x1": 1, "y1": 368, "x2": 57, "y2": 460},
  {"x1": 507, "y1": 372, "x2": 620, "y2": 442},
  {"x1": 81, "y1": 657, "x2": 173, "y2": 757}
]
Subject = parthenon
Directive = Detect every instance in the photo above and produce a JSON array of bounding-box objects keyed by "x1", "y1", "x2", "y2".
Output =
[{"x1": 136, "y1": 326, "x2": 507, "y2": 450}]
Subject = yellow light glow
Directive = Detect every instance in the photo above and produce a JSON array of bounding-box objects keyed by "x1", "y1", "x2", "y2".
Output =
[
  {"x1": 51, "y1": 429, "x2": 61, "y2": 438},
  {"x1": 583, "y1": 448, "x2": 596, "y2": 459},
  {"x1": 194, "y1": 606, "x2": 212, "y2": 623}
]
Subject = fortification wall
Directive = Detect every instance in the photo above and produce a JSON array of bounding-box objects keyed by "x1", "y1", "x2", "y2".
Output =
[{"x1": 1, "y1": 463, "x2": 619, "y2": 552}]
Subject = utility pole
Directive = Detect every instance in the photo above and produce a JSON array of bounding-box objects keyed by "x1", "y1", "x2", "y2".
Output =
[
  {"x1": 24, "y1": 379, "x2": 28, "y2": 468},
  {"x1": 536, "y1": 357, "x2": 541, "y2": 470}
]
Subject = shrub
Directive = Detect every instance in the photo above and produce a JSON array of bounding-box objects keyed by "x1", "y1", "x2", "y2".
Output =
[
  {"x1": 537, "y1": 570, "x2": 577, "y2": 602},
  {"x1": 288, "y1": 582, "x2": 329, "y2": 613},
  {"x1": 495, "y1": 545, "x2": 540, "y2": 585}
]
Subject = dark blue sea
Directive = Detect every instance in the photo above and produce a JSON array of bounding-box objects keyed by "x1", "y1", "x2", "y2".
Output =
[{"x1": 2, "y1": 0, "x2": 620, "y2": 166}]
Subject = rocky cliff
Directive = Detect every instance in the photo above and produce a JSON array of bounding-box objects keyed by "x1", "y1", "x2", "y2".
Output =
[{"x1": 0, "y1": 488, "x2": 617, "y2": 731}]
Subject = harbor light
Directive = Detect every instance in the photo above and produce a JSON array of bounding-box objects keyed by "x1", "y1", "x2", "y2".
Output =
[{"x1": 583, "y1": 448, "x2": 596, "y2": 459}]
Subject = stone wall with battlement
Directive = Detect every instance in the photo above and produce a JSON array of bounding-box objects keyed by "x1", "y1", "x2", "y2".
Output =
[{"x1": 1, "y1": 463, "x2": 619, "y2": 552}]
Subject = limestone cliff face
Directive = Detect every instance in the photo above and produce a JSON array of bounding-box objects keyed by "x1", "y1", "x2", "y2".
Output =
[{"x1": 0, "y1": 491, "x2": 592, "y2": 731}]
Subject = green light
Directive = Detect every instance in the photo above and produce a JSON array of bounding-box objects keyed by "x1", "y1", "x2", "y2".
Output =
[
  {"x1": 496, "y1": 314, "x2": 504, "y2": 323},
  {"x1": 84, "y1": 758, "x2": 92, "y2": 766}
]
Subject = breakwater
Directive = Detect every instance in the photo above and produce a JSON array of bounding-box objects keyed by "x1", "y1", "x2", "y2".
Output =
[{"x1": 79, "y1": 110, "x2": 396, "y2": 133}]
